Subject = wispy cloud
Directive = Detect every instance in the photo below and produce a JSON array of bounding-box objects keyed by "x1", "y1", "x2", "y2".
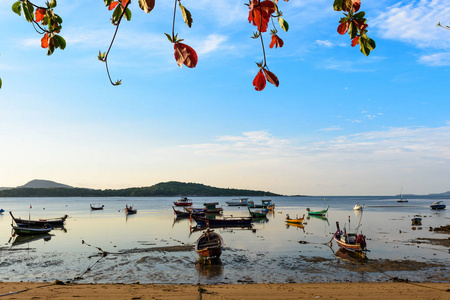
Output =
[
  {"x1": 373, "y1": 0, "x2": 450, "y2": 49},
  {"x1": 418, "y1": 52, "x2": 450, "y2": 66}
]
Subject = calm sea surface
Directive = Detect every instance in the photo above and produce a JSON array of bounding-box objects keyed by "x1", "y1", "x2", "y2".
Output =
[{"x1": 0, "y1": 196, "x2": 448, "y2": 284}]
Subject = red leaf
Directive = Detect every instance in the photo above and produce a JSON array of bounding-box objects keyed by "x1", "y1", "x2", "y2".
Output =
[
  {"x1": 174, "y1": 43, "x2": 198, "y2": 68},
  {"x1": 263, "y1": 69, "x2": 279, "y2": 87},
  {"x1": 108, "y1": 1, "x2": 119, "y2": 11},
  {"x1": 35, "y1": 8, "x2": 46, "y2": 23},
  {"x1": 337, "y1": 22, "x2": 349, "y2": 35},
  {"x1": 352, "y1": 0, "x2": 361, "y2": 12},
  {"x1": 253, "y1": 70, "x2": 266, "y2": 91},
  {"x1": 269, "y1": 34, "x2": 284, "y2": 49},
  {"x1": 248, "y1": 0, "x2": 275, "y2": 32},
  {"x1": 41, "y1": 33, "x2": 49, "y2": 48},
  {"x1": 121, "y1": 0, "x2": 129, "y2": 7},
  {"x1": 351, "y1": 36, "x2": 359, "y2": 47}
]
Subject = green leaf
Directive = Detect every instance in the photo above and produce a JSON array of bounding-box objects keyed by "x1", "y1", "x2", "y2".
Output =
[
  {"x1": 359, "y1": 39, "x2": 370, "y2": 56},
  {"x1": 53, "y1": 35, "x2": 66, "y2": 50},
  {"x1": 124, "y1": 8, "x2": 132, "y2": 21},
  {"x1": 0, "y1": 78, "x2": 2, "y2": 89},
  {"x1": 333, "y1": 0, "x2": 343, "y2": 11},
  {"x1": 179, "y1": 3, "x2": 193, "y2": 28},
  {"x1": 348, "y1": 22, "x2": 357, "y2": 39},
  {"x1": 366, "y1": 38, "x2": 376, "y2": 51},
  {"x1": 353, "y1": 11, "x2": 365, "y2": 19},
  {"x1": 278, "y1": 17, "x2": 289, "y2": 32},
  {"x1": 138, "y1": 0, "x2": 155, "y2": 13},
  {"x1": 164, "y1": 33, "x2": 173, "y2": 43},
  {"x1": 12, "y1": 1, "x2": 22, "y2": 16},
  {"x1": 49, "y1": 0, "x2": 57, "y2": 8},
  {"x1": 112, "y1": 4, "x2": 122, "y2": 23},
  {"x1": 22, "y1": 1, "x2": 34, "y2": 23}
]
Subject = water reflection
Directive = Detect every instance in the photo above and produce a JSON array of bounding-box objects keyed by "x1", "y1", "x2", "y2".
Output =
[
  {"x1": 196, "y1": 260, "x2": 224, "y2": 279},
  {"x1": 285, "y1": 223, "x2": 305, "y2": 232},
  {"x1": 335, "y1": 248, "x2": 367, "y2": 261},
  {"x1": 9, "y1": 234, "x2": 53, "y2": 247}
]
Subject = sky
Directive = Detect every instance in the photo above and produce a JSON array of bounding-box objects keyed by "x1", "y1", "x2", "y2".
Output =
[{"x1": 0, "y1": 0, "x2": 449, "y2": 196}]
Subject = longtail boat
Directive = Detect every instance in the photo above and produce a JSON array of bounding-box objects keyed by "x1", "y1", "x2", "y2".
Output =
[
  {"x1": 173, "y1": 197, "x2": 193, "y2": 207},
  {"x1": 195, "y1": 229, "x2": 223, "y2": 262},
  {"x1": 125, "y1": 205, "x2": 137, "y2": 215},
  {"x1": 90, "y1": 204, "x2": 104, "y2": 210},
  {"x1": 333, "y1": 221, "x2": 367, "y2": 253},
  {"x1": 191, "y1": 215, "x2": 252, "y2": 227},
  {"x1": 285, "y1": 214, "x2": 305, "y2": 224},
  {"x1": 10, "y1": 211, "x2": 67, "y2": 227},
  {"x1": 12, "y1": 224, "x2": 52, "y2": 236},
  {"x1": 225, "y1": 198, "x2": 254, "y2": 207},
  {"x1": 248, "y1": 199, "x2": 275, "y2": 210},
  {"x1": 306, "y1": 205, "x2": 329, "y2": 216},
  {"x1": 172, "y1": 206, "x2": 205, "y2": 218},
  {"x1": 248, "y1": 206, "x2": 268, "y2": 218}
]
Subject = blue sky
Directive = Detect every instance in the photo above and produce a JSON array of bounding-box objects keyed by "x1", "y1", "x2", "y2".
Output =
[{"x1": 0, "y1": 0, "x2": 449, "y2": 195}]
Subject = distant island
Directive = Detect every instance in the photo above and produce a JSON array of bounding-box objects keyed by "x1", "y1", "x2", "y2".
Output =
[{"x1": 0, "y1": 180, "x2": 281, "y2": 197}]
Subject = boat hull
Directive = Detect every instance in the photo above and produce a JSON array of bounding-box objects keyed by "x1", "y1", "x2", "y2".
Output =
[
  {"x1": 192, "y1": 215, "x2": 252, "y2": 227},
  {"x1": 13, "y1": 226, "x2": 52, "y2": 236},
  {"x1": 10, "y1": 211, "x2": 67, "y2": 227},
  {"x1": 430, "y1": 204, "x2": 446, "y2": 209}
]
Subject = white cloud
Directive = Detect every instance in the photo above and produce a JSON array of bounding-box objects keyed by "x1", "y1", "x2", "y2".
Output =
[
  {"x1": 194, "y1": 34, "x2": 230, "y2": 55},
  {"x1": 316, "y1": 40, "x2": 333, "y2": 47},
  {"x1": 418, "y1": 52, "x2": 450, "y2": 66},
  {"x1": 373, "y1": 0, "x2": 450, "y2": 49}
]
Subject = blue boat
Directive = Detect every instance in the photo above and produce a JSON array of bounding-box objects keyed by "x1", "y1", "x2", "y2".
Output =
[{"x1": 430, "y1": 201, "x2": 446, "y2": 210}]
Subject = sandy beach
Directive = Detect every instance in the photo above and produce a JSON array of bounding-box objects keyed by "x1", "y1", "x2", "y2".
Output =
[{"x1": 0, "y1": 282, "x2": 449, "y2": 299}]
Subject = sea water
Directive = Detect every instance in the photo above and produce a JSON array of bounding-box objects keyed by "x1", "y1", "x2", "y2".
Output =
[{"x1": 0, "y1": 196, "x2": 448, "y2": 283}]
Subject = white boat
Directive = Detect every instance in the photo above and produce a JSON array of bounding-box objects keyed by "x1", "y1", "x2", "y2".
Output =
[
  {"x1": 397, "y1": 187, "x2": 408, "y2": 203},
  {"x1": 225, "y1": 198, "x2": 254, "y2": 206},
  {"x1": 353, "y1": 204, "x2": 363, "y2": 210}
]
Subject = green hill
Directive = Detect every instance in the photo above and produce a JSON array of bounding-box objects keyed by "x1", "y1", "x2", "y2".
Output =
[{"x1": 0, "y1": 181, "x2": 280, "y2": 197}]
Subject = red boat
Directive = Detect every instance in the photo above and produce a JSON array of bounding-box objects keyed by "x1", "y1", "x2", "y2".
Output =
[{"x1": 173, "y1": 197, "x2": 193, "y2": 206}]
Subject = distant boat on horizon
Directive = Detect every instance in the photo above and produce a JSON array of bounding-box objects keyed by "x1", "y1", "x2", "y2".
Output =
[{"x1": 397, "y1": 187, "x2": 408, "y2": 203}]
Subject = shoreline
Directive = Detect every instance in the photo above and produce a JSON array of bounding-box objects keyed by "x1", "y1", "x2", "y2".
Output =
[{"x1": 0, "y1": 282, "x2": 449, "y2": 299}]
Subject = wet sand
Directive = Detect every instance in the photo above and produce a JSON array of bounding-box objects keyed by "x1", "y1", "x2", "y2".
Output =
[{"x1": 0, "y1": 282, "x2": 448, "y2": 299}]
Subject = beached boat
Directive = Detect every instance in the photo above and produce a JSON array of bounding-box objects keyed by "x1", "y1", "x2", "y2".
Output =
[
  {"x1": 306, "y1": 205, "x2": 329, "y2": 216},
  {"x1": 353, "y1": 204, "x2": 363, "y2": 211},
  {"x1": 173, "y1": 197, "x2": 193, "y2": 207},
  {"x1": 191, "y1": 215, "x2": 253, "y2": 227},
  {"x1": 225, "y1": 198, "x2": 254, "y2": 207},
  {"x1": 430, "y1": 201, "x2": 446, "y2": 210},
  {"x1": 248, "y1": 206, "x2": 268, "y2": 218},
  {"x1": 125, "y1": 205, "x2": 137, "y2": 215},
  {"x1": 90, "y1": 204, "x2": 104, "y2": 210},
  {"x1": 248, "y1": 199, "x2": 275, "y2": 210},
  {"x1": 9, "y1": 211, "x2": 67, "y2": 227},
  {"x1": 195, "y1": 229, "x2": 223, "y2": 261},
  {"x1": 411, "y1": 215, "x2": 422, "y2": 225},
  {"x1": 12, "y1": 224, "x2": 52, "y2": 236},
  {"x1": 333, "y1": 221, "x2": 367, "y2": 253},
  {"x1": 285, "y1": 214, "x2": 305, "y2": 224}
]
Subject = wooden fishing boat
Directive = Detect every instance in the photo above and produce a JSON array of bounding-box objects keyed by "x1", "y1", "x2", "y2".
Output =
[
  {"x1": 411, "y1": 215, "x2": 422, "y2": 225},
  {"x1": 195, "y1": 229, "x2": 223, "y2": 262},
  {"x1": 10, "y1": 211, "x2": 67, "y2": 227},
  {"x1": 225, "y1": 198, "x2": 254, "y2": 206},
  {"x1": 430, "y1": 201, "x2": 446, "y2": 210},
  {"x1": 173, "y1": 206, "x2": 205, "y2": 218},
  {"x1": 248, "y1": 206, "x2": 268, "y2": 218},
  {"x1": 285, "y1": 214, "x2": 305, "y2": 224},
  {"x1": 191, "y1": 215, "x2": 253, "y2": 227},
  {"x1": 333, "y1": 221, "x2": 367, "y2": 253},
  {"x1": 12, "y1": 224, "x2": 52, "y2": 236},
  {"x1": 173, "y1": 197, "x2": 193, "y2": 206},
  {"x1": 306, "y1": 205, "x2": 329, "y2": 216},
  {"x1": 248, "y1": 199, "x2": 275, "y2": 210},
  {"x1": 203, "y1": 202, "x2": 223, "y2": 213},
  {"x1": 125, "y1": 205, "x2": 137, "y2": 215},
  {"x1": 90, "y1": 204, "x2": 104, "y2": 210}
]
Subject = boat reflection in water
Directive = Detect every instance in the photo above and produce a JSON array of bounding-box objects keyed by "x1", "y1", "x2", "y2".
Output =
[
  {"x1": 335, "y1": 248, "x2": 367, "y2": 261},
  {"x1": 285, "y1": 223, "x2": 305, "y2": 232},
  {"x1": 9, "y1": 234, "x2": 52, "y2": 247},
  {"x1": 195, "y1": 260, "x2": 224, "y2": 279}
]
